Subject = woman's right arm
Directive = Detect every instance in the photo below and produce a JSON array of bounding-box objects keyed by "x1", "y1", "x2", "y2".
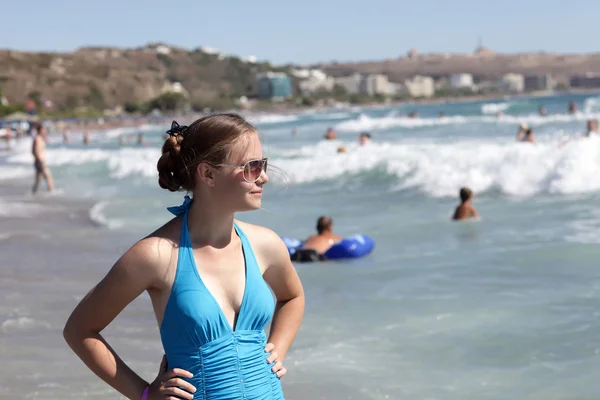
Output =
[{"x1": 63, "y1": 238, "x2": 167, "y2": 400}]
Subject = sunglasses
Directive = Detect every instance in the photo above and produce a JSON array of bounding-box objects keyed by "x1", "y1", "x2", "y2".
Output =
[{"x1": 217, "y1": 158, "x2": 268, "y2": 183}]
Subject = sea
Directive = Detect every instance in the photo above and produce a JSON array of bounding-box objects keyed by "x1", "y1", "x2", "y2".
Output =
[{"x1": 2, "y1": 92, "x2": 600, "y2": 399}]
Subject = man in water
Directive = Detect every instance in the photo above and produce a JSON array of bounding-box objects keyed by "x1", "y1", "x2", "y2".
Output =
[
  {"x1": 323, "y1": 127, "x2": 336, "y2": 140},
  {"x1": 521, "y1": 128, "x2": 535, "y2": 143},
  {"x1": 32, "y1": 124, "x2": 55, "y2": 194},
  {"x1": 358, "y1": 132, "x2": 372, "y2": 145},
  {"x1": 515, "y1": 123, "x2": 528, "y2": 141},
  {"x1": 586, "y1": 119, "x2": 599, "y2": 137},
  {"x1": 452, "y1": 187, "x2": 479, "y2": 221},
  {"x1": 301, "y1": 216, "x2": 343, "y2": 254}
]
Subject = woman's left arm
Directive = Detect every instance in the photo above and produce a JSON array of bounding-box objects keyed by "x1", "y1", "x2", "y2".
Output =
[{"x1": 261, "y1": 230, "x2": 305, "y2": 373}]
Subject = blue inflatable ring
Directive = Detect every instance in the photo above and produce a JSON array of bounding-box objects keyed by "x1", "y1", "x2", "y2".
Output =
[{"x1": 281, "y1": 234, "x2": 375, "y2": 261}]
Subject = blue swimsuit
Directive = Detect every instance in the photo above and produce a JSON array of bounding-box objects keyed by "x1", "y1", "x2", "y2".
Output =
[{"x1": 160, "y1": 197, "x2": 285, "y2": 400}]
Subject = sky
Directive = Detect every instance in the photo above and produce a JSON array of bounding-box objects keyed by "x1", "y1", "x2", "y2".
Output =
[{"x1": 1, "y1": 0, "x2": 598, "y2": 65}]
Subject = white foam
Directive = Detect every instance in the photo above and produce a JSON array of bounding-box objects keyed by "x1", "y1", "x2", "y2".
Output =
[
  {"x1": 335, "y1": 111, "x2": 600, "y2": 132},
  {"x1": 481, "y1": 102, "x2": 510, "y2": 114},
  {"x1": 102, "y1": 124, "x2": 160, "y2": 139},
  {"x1": 6, "y1": 146, "x2": 162, "y2": 180},
  {"x1": 335, "y1": 113, "x2": 471, "y2": 132},
  {"x1": 0, "y1": 198, "x2": 54, "y2": 218},
  {"x1": 106, "y1": 147, "x2": 162, "y2": 179},
  {"x1": 1, "y1": 317, "x2": 51, "y2": 333},
  {"x1": 246, "y1": 114, "x2": 299, "y2": 125},
  {"x1": 271, "y1": 136, "x2": 600, "y2": 197},
  {"x1": 89, "y1": 201, "x2": 124, "y2": 229},
  {"x1": 0, "y1": 165, "x2": 32, "y2": 181},
  {"x1": 583, "y1": 96, "x2": 600, "y2": 114}
]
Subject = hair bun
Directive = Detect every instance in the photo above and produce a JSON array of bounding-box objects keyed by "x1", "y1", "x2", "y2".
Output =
[{"x1": 157, "y1": 136, "x2": 184, "y2": 192}]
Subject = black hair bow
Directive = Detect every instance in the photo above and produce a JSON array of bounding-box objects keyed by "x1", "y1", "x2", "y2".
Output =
[{"x1": 166, "y1": 121, "x2": 189, "y2": 137}]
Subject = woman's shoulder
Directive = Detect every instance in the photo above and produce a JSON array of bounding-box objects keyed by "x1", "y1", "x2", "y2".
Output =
[
  {"x1": 123, "y1": 217, "x2": 182, "y2": 270},
  {"x1": 234, "y1": 220, "x2": 290, "y2": 268},
  {"x1": 234, "y1": 220, "x2": 280, "y2": 245}
]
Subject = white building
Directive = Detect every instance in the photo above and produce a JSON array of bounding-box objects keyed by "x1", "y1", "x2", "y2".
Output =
[
  {"x1": 404, "y1": 75, "x2": 435, "y2": 98},
  {"x1": 155, "y1": 45, "x2": 172, "y2": 55},
  {"x1": 241, "y1": 55, "x2": 257, "y2": 64},
  {"x1": 360, "y1": 74, "x2": 389, "y2": 96},
  {"x1": 297, "y1": 69, "x2": 335, "y2": 94},
  {"x1": 333, "y1": 73, "x2": 363, "y2": 94},
  {"x1": 161, "y1": 81, "x2": 189, "y2": 97},
  {"x1": 501, "y1": 73, "x2": 524, "y2": 92},
  {"x1": 450, "y1": 73, "x2": 474, "y2": 89},
  {"x1": 385, "y1": 82, "x2": 407, "y2": 97}
]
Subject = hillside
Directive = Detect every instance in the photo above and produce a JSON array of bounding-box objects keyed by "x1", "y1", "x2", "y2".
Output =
[
  {"x1": 0, "y1": 43, "x2": 279, "y2": 111},
  {"x1": 318, "y1": 51, "x2": 600, "y2": 83},
  {"x1": 2, "y1": 44, "x2": 600, "y2": 112}
]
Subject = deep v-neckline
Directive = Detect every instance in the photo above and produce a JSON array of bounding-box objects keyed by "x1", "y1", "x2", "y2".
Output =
[{"x1": 184, "y1": 215, "x2": 249, "y2": 334}]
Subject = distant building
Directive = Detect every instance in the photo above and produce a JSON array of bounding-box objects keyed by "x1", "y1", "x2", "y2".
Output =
[
  {"x1": 333, "y1": 73, "x2": 392, "y2": 96},
  {"x1": 407, "y1": 48, "x2": 419, "y2": 59},
  {"x1": 298, "y1": 69, "x2": 335, "y2": 94},
  {"x1": 333, "y1": 73, "x2": 363, "y2": 95},
  {"x1": 256, "y1": 72, "x2": 293, "y2": 100},
  {"x1": 404, "y1": 75, "x2": 435, "y2": 98},
  {"x1": 385, "y1": 82, "x2": 407, "y2": 97},
  {"x1": 241, "y1": 55, "x2": 257, "y2": 64},
  {"x1": 360, "y1": 74, "x2": 390, "y2": 96},
  {"x1": 474, "y1": 37, "x2": 494, "y2": 57},
  {"x1": 450, "y1": 73, "x2": 474, "y2": 89},
  {"x1": 524, "y1": 74, "x2": 554, "y2": 91},
  {"x1": 501, "y1": 73, "x2": 524, "y2": 92},
  {"x1": 570, "y1": 73, "x2": 600, "y2": 89},
  {"x1": 161, "y1": 81, "x2": 189, "y2": 97},
  {"x1": 155, "y1": 45, "x2": 171, "y2": 55}
]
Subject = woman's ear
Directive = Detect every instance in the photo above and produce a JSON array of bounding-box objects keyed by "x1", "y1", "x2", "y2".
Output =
[{"x1": 197, "y1": 162, "x2": 217, "y2": 187}]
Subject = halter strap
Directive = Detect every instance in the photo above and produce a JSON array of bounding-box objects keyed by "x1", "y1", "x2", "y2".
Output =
[{"x1": 167, "y1": 195, "x2": 193, "y2": 216}]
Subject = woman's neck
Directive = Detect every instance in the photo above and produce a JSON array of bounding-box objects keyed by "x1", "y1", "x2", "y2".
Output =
[{"x1": 186, "y1": 197, "x2": 236, "y2": 249}]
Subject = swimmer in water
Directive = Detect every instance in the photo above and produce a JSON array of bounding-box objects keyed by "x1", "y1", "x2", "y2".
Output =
[
  {"x1": 586, "y1": 119, "x2": 599, "y2": 137},
  {"x1": 323, "y1": 127, "x2": 336, "y2": 140},
  {"x1": 516, "y1": 123, "x2": 529, "y2": 141},
  {"x1": 358, "y1": 132, "x2": 371, "y2": 145},
  {"x1": 452, "y1": 187, "x2": 479, "y2": 221},
  {"x1": 521, "y1": 128, "x2": 535, "y2": 143},
  {"x1": 301, "y1": 216, "x2": 343, "y2": 254}
]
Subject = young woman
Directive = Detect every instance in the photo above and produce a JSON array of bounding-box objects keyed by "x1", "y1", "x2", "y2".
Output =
[{"x1": 64, "y1": 114, "x2": 305, "y2": 400}]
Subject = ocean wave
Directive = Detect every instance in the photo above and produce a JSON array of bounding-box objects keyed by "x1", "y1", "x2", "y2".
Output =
[
  {"x1": 246, "y1": 114, "x2": 299, "y2": 125},
  {"x1": 270, "y1": 137, "x2": 600, "y2": 197},
  {"x1": 481, "y1": 102, "x2": 511, "y2": 114},
  {"x1": 89, "y1": 201, "x2": 124, "y2": 229},
  {"x1": 584, "y1": 96, "x2": 600, "y2": 114},
  {"x1": 335, "y1": 113, "x2": 471, "y2": 132},
  {"x1": 335, "y1": 111, "x2": 600, "y2": 132}
]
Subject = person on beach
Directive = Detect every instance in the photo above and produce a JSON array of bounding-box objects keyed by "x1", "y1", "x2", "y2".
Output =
[
  {"x1": 63, "y1": 114, "x2": 305, "y2": 400},
  {"x1": 452, "y1": 187, "x2": 479, "y2": 221},
  {"x1": 301, "y1": 216, "x2": 343, "y2": 255},
  {"x1": 32, "y1": 124, "x2": 55, "y2": 194}
]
